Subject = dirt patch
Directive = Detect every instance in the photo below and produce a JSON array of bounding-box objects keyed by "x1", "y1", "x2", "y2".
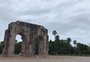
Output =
[{"x1": 0, "y1": 56, "x2": 90, "y2": 62}]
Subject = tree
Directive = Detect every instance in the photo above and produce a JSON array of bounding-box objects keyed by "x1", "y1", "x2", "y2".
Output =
[
  {"x1": 73, "y1": 40, "x2": 77, "y2": 46},
  {"x1": 67, "y1": 37, "x2": 71, "y2": 43},
  {"x1": 52, "y1": 30, "x2": 57, "y2": 37},
  {"x1": 66, "y1": 37, "x2": 72, "y2": 54},
  {"x1": 77, "y1": 43, "x2": 88, "y2": 54},
  {"x1": 14, "y1": 42, "x2": 22, "y2": 54},
  {"x1": 73, "y1": 40, "x2": 77, "y2": 54},
  {"x1": 0, "y1": 41, "x2": 4, "y2": 54},
  {"x1": 52, "y1": 30, "x2": 58, "y2": 41},
  {"x1": 55, "y1": 35, "x2": 60, "y2": 41}
]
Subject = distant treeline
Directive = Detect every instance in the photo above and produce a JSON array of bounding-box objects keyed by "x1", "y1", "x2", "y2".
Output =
[
  {"x1": 0, "y1": 30, "x2": 90, "y2": 55},
  {"x1": 49, "y1": 30, "x2": 90, "y2": 55}
]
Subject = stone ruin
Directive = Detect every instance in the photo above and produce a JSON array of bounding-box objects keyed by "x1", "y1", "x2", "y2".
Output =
[{"x1": 2, "y1": 21, "x2": 48, "y2": 56}]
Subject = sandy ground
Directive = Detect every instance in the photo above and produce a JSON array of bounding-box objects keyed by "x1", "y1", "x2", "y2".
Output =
[{"x1": 0, "y1": 56, "x2": 90, "y2": 62}]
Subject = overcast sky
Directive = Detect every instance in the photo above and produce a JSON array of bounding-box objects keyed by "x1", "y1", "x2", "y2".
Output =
[{"x1": 0, "y1": 0, "x2": 90, "y2": 45}]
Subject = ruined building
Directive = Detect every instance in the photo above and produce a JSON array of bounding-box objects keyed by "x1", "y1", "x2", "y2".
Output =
[{"x1": 2, "y1": 21, "x2": 48, "y2": 56}]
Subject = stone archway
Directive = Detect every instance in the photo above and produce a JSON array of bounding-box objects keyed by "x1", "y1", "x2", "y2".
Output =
[{"x1": 2, "y1": 21, "x2": 48, "y2": 57}]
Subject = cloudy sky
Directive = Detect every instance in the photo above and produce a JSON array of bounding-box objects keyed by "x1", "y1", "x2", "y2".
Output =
[{"x1": 0, "y1": 0, "x2": 90, "y2": 45}]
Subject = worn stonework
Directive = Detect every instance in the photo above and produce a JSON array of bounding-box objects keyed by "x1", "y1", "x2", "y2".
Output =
[{"x1": 2, "y1": 21, "x2": 48, "y2": 56}]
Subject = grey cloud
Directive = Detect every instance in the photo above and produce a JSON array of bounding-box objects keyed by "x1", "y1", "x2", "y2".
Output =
[{"x1": 0, "y1": 0, "x2": 90, "y2": 45}]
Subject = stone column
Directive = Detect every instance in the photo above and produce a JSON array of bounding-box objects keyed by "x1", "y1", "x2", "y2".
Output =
[{"x1": 7, "y1": 34, "x2": 16, "y2": 56}]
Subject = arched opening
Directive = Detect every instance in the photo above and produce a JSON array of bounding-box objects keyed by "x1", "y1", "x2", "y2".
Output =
[{"x1": 14, "y1": 34, "x2": 22, "y2": 55}]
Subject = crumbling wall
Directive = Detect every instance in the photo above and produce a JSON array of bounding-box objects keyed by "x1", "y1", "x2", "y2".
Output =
[{"x1": 2, "y1": 21, "x2": 48, "y2": 56}]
